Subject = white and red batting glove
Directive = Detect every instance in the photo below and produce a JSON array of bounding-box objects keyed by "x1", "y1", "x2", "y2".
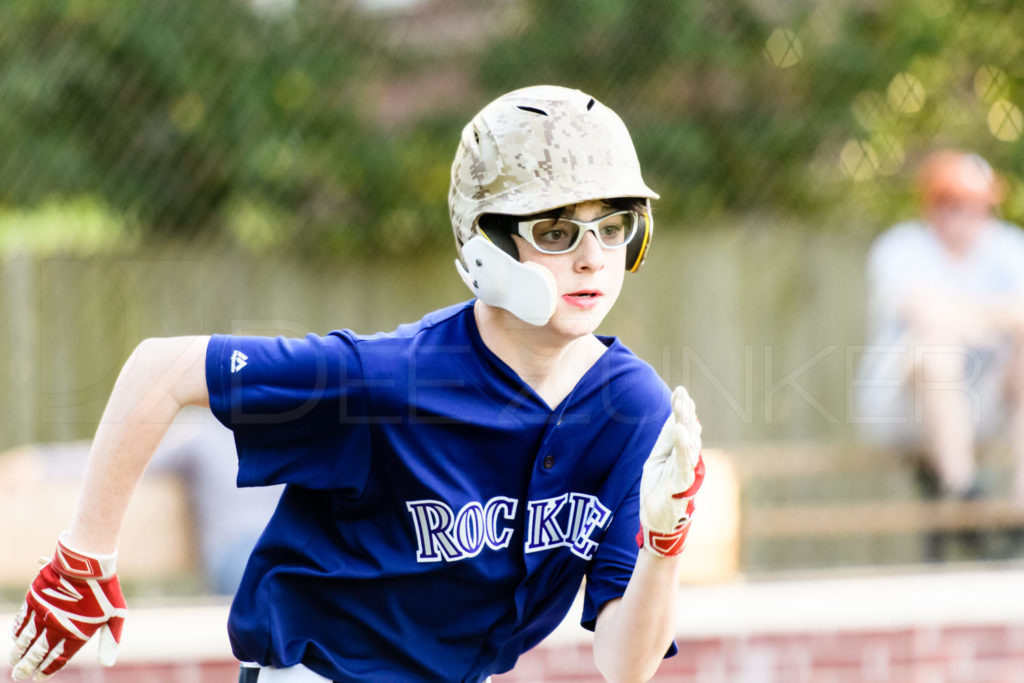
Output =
[
  {"x1": 637, "y1": 386, "x2": 705, "y2": 558},
  {"x1": 9, "y1": 535, "x2": 127, "y2": 680}
]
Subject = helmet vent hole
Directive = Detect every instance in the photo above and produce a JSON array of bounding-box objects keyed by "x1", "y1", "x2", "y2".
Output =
[
  {"x1": 586, "y1": 98, "x2": 595, "y2": 110},
  {"x1": 516, "y1": 105, "x2": 548, "y2": 116}
]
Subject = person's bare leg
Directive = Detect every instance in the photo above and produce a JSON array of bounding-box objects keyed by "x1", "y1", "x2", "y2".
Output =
[
  {"x1": 994, "y1": 335, "x2": 1024, "y2": 557},
  {"x1": 1003, "y1": 342, "x2": 1024, "y2": 510},
  {"x1": 913, "y1": 344, "x2": 977, "y2": 496}
]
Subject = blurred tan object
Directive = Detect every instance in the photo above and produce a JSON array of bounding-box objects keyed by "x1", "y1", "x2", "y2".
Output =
[
  {"x1": 0, "y1": 441, "x2": 742, "y2": 588},
  {"x1": 918, "y1": 149, "x2": 1004, "y2": 208},
  {"x1": 0, "y1": 443, "x2": 197, "y2": 587},
  {"x1": 676, "y1": 448, "x2": 740, "y2": 583}
]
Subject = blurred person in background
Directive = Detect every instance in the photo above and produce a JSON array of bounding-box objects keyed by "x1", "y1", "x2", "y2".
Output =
[
  {"x1": 855, "y1": 149, "x2": 1024, "y2": 559},
  {"x1": 0, "y1": 409, "x2": 282, "y2": 596},
  {"x1": 148, "y1": 410, "x2": 283, "y2": 595}
]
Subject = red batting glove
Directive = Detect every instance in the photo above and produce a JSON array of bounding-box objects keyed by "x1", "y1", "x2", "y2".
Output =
[
  {"x1": 636, "y1": 386, "x2": 706, "y2": 558},
  {"x1": 9, "y1": 535, "x2": 127, "y2": 680}
]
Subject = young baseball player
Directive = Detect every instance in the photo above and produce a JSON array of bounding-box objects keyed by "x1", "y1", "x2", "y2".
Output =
[{"x1": 9, "y1": 85, "x2": 704, "y2": 682}]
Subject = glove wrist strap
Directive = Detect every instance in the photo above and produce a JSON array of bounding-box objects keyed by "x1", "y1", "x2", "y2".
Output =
[
  {"x1": 637, "y1": 518, "x2": 692, "y2": 558},
  {"x1": 55, "y1": 532, "x2": 118, "y2": 580}
]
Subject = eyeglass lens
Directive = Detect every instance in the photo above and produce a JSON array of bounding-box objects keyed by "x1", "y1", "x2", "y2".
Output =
[{"x1": 530, "y1": 211, "x2": 636, "y2": 253}]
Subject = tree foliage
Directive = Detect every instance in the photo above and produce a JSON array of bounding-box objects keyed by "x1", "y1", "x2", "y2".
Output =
[
  {"x1": 479, "y1": 0, "x2": 1024, "y2": 228},
  {"x1": 1, "y1": 0, "x2": 1022, "y2": 256}
]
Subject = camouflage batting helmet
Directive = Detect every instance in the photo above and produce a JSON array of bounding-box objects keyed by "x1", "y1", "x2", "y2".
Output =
[{"x1": 449, "y1": 85, "x2": 659, "y2": 272}]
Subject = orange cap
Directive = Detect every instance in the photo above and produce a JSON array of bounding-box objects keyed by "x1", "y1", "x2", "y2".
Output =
[{"x1": 918, "y1": 150, "x2": 1003, "y2": 207}]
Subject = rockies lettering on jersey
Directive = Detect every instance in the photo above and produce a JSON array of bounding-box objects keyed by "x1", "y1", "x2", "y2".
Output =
[{"x1": 407, "y1": 493, "x2": 612, "y2": 563}]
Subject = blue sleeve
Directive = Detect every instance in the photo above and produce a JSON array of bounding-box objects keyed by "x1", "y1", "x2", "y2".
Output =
[
  {"x1": 206, "y1": 331, "x2": 371, "y2": 494},
  {"x1": 578, "y1": 389, "x2": 678, "y2": 658},
  {"x1": 580, "y1": 478, "x2": 641, "y2": 628},
  {"x1": 578, "y1": 478, "x2": 679, "y2": 658}
]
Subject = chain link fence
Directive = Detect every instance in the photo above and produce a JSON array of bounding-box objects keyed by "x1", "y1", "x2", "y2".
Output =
[
  {"x1": 3, "y1": 0, "x2": 1024, "y2": 438},
  {"x1": 2, "y1": 1, "x2": 1024, "y2": 551}
]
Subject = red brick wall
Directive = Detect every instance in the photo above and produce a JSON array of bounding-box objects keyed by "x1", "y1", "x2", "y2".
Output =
[
  {"x1": 2, "y1": 660, "x2": 240, "y2": 683},
  {"x1": 4, "y1": 624, "x2": 1022, "y2": 682},
  {"x1": 494, "y1": 624, "x2": 1024, "y2": 682}
]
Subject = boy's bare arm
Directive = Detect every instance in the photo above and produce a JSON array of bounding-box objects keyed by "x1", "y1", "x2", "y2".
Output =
[
  {"x1": 67, "y1": 336, "x2": 211, "y2": 553},
  {"x1": 9, "y1": 336, "x2": 209, "y2": 680},
  {"x1": 593, "y1": 387, "x2": 705, "y2": 682}
]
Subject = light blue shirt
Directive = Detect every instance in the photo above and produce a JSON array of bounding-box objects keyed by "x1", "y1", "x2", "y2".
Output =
[{"x1": 854, "y1": 219, "x2": 1024, "y2": 441}]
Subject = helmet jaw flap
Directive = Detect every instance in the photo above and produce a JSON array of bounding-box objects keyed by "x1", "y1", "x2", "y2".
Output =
[
  {"x1": 454, "y1": 237, "x2": 558, "y2": 326},
  {"x1": 448, "y1": 85, "x2": 658, "y2": 324}
]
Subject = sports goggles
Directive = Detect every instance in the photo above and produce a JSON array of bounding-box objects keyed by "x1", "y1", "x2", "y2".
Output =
[{"x1": 516, "y1": 209, "x2": 639, "y2": 255}]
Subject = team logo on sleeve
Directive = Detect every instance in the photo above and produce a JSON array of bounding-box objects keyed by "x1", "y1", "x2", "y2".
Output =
[
  {"x1": 230, "y1": 350, "x2": 248, "y2": 373},
  {"x1": 406, "y1": 493, "x2": 611, "y2": 563}
]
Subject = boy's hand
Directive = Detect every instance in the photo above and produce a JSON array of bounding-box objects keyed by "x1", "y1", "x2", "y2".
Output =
[
  {"x1": 9, "y1": 535, "x2": 127, "y2": 680},
  {"x1": 637, "y1": 386, "x2": 705, "y2": 558}
]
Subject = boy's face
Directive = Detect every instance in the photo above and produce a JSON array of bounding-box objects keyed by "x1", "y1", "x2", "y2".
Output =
[{"x1": 511, "y1": 200, "x2": 627, "y2": 339}]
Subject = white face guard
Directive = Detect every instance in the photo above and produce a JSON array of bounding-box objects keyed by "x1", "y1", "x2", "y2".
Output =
[
  {"x1": 447, "y1": 85, "x2": 658, "y2": 325},
  {"x1": 454, "y1": 236, "x2": 558, "y2": 326}
]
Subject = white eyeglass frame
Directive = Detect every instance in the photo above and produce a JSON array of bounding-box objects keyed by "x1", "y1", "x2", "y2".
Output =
[{"x1": 514, "y1": 209, "x2": 640, "y2": 255}]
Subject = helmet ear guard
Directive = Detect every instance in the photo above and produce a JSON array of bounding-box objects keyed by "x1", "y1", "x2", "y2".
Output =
[
  {"x1": 454, "y1": 236, "x2": 557, "y2": 326},
  {"x1": 476, "y1": 214, "x2": 520, "y2": 261},
  {"x1": 625, "y1": 200, "x2": 653, "y2": 273}
]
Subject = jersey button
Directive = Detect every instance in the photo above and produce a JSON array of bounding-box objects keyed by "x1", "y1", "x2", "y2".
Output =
[{"x1": 542, "y1": 455, "x2": 555, "y2": 470}]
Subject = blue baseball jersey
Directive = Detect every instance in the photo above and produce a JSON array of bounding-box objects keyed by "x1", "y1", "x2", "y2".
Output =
[{"x1": 206, "y1": 300, "x2": 672, "y2": 682}]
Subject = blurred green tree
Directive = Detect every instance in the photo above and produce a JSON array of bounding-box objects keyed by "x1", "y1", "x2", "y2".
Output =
[
  {"x1": 477, "y1": 0, "x2": 1024, "y2": 230},
  {"x1": 0, "y1": 0, "x2": 1021, "y2": 255},
  {"x1": 0, "y1": 0, "x2": 465, "y2": 254}
]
